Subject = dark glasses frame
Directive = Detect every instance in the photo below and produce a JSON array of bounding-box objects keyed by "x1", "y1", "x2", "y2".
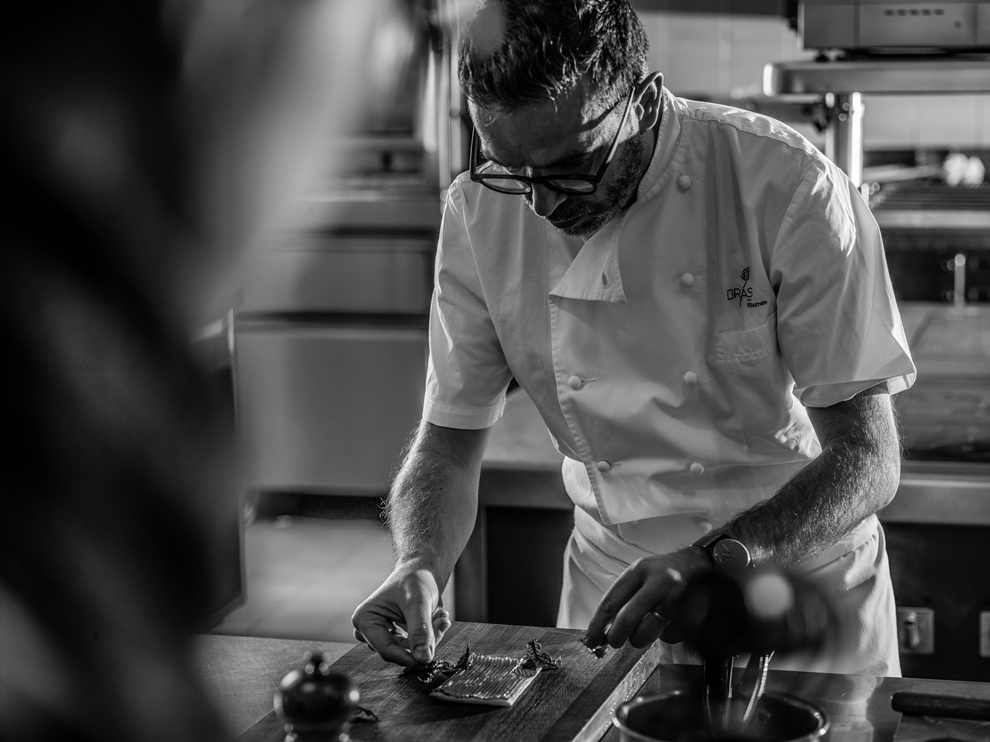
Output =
[{"x1": 469, "y1": 87, "x2": 636, "y2": 196}]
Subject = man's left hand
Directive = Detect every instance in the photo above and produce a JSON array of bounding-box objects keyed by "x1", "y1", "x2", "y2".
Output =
[{"x1": 585, "y1": 546, "x2": 710, "y2": 649}]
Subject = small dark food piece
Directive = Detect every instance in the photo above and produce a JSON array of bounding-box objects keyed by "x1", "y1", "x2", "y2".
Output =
[
  {"x1": 581, "y1": 632, "x2": 610, "y2": 659},
  {"x1": 520, "y1": 640, "x2": 562, "y2": 671},
  {"x1": 402, "y1": 644, "x2": 474, "y2": 685}
]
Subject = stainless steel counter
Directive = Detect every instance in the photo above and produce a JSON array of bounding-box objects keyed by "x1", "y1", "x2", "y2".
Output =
[{"x1": 763, "y1": 58, "x2": 990, "y2": 96}]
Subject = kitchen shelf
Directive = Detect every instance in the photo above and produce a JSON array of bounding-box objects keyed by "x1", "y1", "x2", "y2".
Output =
[
  {"x1": 764, "y1": 56, "x2": 990, "y2": 96},
  {"x1": 762, "y1": 56, "x2": 990, "y2": 186}
]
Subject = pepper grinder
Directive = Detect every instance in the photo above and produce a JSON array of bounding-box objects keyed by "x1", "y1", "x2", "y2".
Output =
[{"x1": 274, "y1": 651, "x2": 360, "y2": 742}]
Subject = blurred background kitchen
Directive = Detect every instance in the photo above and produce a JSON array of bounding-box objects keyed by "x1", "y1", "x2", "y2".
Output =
[{"x1": 199, "y1": 0, "x2": 990, "y2": 683}]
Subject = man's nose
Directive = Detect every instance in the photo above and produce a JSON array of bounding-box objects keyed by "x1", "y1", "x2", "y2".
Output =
[{"x1": 528, "y1": 184, "x2": 567, "y2": 218}]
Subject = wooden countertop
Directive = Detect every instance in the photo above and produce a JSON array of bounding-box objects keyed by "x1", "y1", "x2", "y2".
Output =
[
  {"x1": 194, "y1": 634, "x2": 353, "y2": 736},
  {"x1": 194, "y1": 631, "x2": 990, "y2": 741}
]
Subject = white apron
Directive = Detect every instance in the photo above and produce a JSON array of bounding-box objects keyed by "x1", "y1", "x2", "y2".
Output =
[{"x1": 557, "y1": 506, "x2": 902, "y2": 677}]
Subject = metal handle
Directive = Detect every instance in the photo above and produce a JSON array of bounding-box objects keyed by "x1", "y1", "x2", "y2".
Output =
[
  {"x1": 901, "y1": 611, "x2": 920, "y2": 650},
  {"x1": 892, "y1": 692, "x2": 990, "y2": 721}
]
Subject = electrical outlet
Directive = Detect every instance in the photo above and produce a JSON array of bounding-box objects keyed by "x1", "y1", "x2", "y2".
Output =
[
  {"x1": 897, "y1": 607, "x2": 934, "y2": 655},
  {"x1": 981, "y1": 611, "x2": 990, "y2": 659}
]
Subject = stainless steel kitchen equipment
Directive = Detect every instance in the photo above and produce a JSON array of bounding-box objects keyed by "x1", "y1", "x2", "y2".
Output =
[
  {"x1": 870, "y1": 181, "x2": 990, "y2": 305},
  {"x1": 876, "y1": 303, "x2": 990, "y2": 681},
  {"x1": 796, "y1": 0, "x2": 990, "y2": 52},
  {"x1": 614, "y1": 690, "x2": 828, "y2": 742},
  {"x1": 233, "y1": 0, "x2": 458, "y2": 499},
  {"x1": 233, "y1": 232, "x2": 436, "y2": 496},
  {"x1": 763, "y1": 27, "x2": 990, "y2": 311},
  {"x1": 770, "y1": 0, "x2": 990, "y2": 186},
  {"x1": 763, "y1": 56, "x2": 990, "y2": 186},
  {"x1": 757, "y1": 26, "x2": 990, "y2": 675}
]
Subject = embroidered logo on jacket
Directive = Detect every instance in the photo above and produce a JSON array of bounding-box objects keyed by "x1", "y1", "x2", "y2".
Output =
[{"x1": 726, "y1": 267, "x2": 766, "y2": 308}]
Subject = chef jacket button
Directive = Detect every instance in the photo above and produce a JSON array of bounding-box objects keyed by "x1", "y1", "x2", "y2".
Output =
[
  {"x1": 679, "y1": 272, "x2": 695, "y2": 288},
  {"x1": 698, "y1": 519, "x2": 713, "y2": 533},
  {"x1": 568, "y1": 375, "x2": 583, "y2": 391},
  {"x1": 601, "y1": 273, "x2": 608, "y2": 286},
  {"x1": 678, "y1": 174, "x2": 691, "y2": 190},
  {"x1": 690, "y1": 462, "x2": 705, "y2": 476},
  {"x1": 596, "y1": 460, "x2": 611, "y2": 473},
  {"x1": 684, "y1": 371, "x2": 699, "y2": 386}
]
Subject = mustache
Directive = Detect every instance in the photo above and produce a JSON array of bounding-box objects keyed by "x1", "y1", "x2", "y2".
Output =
[
  {"x1": 549, "y1": 208, "x2": 579, "y2": 223},
  {"x1": 548, "y1": 202, "x2": 587, "y2": 222}
]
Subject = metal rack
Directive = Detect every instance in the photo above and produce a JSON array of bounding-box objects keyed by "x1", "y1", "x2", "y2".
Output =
[
  {"x1": 763, "y1": 56, "x2": 990, "y2": 186},
  {"x1": 763, "y1": 56, "x2": 990, "y2": 306}
]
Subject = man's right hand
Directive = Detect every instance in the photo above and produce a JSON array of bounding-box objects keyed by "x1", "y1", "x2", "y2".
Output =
[
  {"x1": 351, "y1": 567, "x2": 452, "y2": 667},
  {"x1": 352, "y1": 420, "x2": 488, "y2": 667}
]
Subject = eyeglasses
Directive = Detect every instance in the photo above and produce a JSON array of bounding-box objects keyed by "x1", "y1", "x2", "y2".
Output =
[{"x1": 469, "y1": 88, "x2": 636, "y2": 196}]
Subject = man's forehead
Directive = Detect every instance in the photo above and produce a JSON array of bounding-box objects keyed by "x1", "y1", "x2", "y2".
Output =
[
  {"x1": 469, "y1": 86, "x2": 615, "y2": 167},
  {"x1": 469, "y1": 79, "x2": 610, "y2": 132}
]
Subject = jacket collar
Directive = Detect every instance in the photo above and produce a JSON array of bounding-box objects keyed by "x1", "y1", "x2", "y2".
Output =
[{"x1": 548, "y1": 88, "x2": 677, "y2": 303}]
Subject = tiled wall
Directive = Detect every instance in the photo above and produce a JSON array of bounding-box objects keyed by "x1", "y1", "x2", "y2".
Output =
[{"x1": 638, "y1": 11, "x2": 990, "y2": 150}]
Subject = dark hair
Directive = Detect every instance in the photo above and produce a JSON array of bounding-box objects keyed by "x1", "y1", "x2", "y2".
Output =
[{"x1": 458, "y1": 0, "x2": 649, "y2": 114}]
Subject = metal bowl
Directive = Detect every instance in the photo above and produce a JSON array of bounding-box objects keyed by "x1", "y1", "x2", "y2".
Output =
[{"x1": 614, "y1": 689, "x2": 829, "y2": 742}]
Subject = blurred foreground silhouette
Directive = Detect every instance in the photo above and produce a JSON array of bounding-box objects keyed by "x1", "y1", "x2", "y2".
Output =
[{"x1": 0, "y1": 1, "x2": 407, "y2": 740}]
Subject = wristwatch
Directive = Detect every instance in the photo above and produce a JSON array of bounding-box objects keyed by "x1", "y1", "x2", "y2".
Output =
[{"x1": 693, "y1": 532, "x2": 753, "y2": 572}]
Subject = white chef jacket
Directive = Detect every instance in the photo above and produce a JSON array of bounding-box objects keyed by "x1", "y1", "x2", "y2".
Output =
[{"x1": 424, "y1": 88, "x2": 915, "y2": 548}]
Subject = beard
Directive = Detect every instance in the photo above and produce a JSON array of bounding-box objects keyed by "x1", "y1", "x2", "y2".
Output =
[{"x1": 547, "y1": 133, "x2": 648, "y2": 238}]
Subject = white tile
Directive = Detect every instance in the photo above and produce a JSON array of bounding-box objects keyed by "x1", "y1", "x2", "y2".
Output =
[
  {"x1": 916, "y1": 96, "x2": 982, "y2": 148},
  {"x1": 639, "y1": 11, "x2": 670, "y2": 78},
  {"x1": 978, "y1": 95, "x2": 990, "y2": 147},
  {"x1": 665, "y1": 14, "x2": 723, "y2": 95},
  {"x1": 863, "y1": 95, "x2": 920, "y2": 149}
]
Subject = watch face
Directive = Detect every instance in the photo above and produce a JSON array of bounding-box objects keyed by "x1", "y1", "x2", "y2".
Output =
[{"x1": 712, "y1": 539, "x2": 751, "y2": 569}]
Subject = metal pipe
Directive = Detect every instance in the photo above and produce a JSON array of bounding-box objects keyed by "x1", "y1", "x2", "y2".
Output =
[
  {"x1": 825, "y1": 92, "x2": 864, "y2": 187},
  {"x1": 953, "y1": 252, "x2": 967, "y2": 308}
]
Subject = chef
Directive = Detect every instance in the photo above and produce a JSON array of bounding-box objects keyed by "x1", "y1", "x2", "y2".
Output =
[{"x1": 352, "y1": 0, "x2": 916, "y2": 676}]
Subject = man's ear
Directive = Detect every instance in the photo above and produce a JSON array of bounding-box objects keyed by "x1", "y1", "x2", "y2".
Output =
[{"x1": 633, "y1": 72, "x2": 664, "y2": 134}]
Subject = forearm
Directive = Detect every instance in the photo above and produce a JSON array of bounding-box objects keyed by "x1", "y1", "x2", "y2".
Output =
[
  {"x1": 386, "y1": 420, "x2": 490, "y2": 587},
  {"x1": 722, "y1": 389, "x2": 901, "y2": 569}
]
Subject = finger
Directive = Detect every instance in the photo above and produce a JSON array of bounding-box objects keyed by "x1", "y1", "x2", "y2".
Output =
[
  {"x1": 432, "y1": 608, "x2": 452, "y2": 643},
  {"x1": 660, "y1": 620, "x2": 683, "y2": 644},
  {"x1": 377, "y1": 641, "x2": 419, "y2": 666},
  {"x1": 608, "y1": 558, "x2": 692, "y2": 648},
  {"x1": 403, "y1": 597, "x2": 437, "y2": 664},
  {"x1": 353, "y1": 608, "x2": 420, "y2": 667},
  {"x1": 356, "y1": 634, "x2": 377, "y2": 651},
  {"x1": 656, "y1": 569, "x2": 687, "y2": 644},
  {"x1": 584, "y1": 608, "x2": 614, "y2": 650},
  {"x1": 607, "y1": 586, "x2": 673, "y2": 648},
  {"x1": 629, "y1": 609, "x2": 669, "y2": 648},
  {"x1": 354, "y1": 629, "x2": 406, "y2": 665},
  {"x1": 586, "y1": 572, "x2": 644, "y2": 648},
  {"x1": 360, "y1": 622, "x2": 419, "y2": 666}
]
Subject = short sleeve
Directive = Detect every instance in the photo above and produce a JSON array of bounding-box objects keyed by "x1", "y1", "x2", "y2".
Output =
[
  {"x1": 771, "y1": 160, "x2": 916, "y2": 407},
  {"x1": 422, "y1": 184, "x2": 513, "y2": 428}
]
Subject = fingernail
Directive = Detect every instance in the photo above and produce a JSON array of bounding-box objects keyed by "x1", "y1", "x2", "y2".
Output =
[{"x1": 413, "y1": 645, "x2": 432, "y2": 663}]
